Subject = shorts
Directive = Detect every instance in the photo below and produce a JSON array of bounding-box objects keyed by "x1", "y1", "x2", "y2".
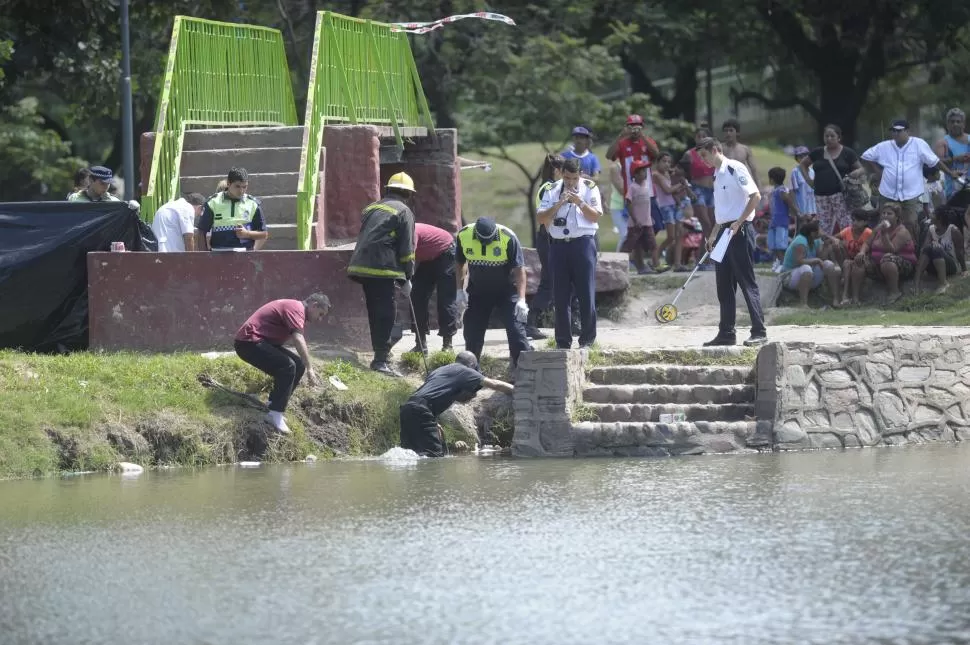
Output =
[
  {"x1": 692, "y1": 184, "x2": 715, "y2": 207},
  {"x1": 679, "y1": 197, "x2": 692, "y2": 211},
  {"x1": 786, "y1": 261, "x2": 834, "y2": 290},
  {"x1": 620, "y1": 222, "x2": 656, "y2": 253},
  {"x1": 767, "y1": 226, "x2": 790, "y2": 251},
  {"x1": 651, "y1": 197, "x2": 664, "y2": 234},
  {"x1": 660, "y1": 205, "x2": 684, "y2": 226}
]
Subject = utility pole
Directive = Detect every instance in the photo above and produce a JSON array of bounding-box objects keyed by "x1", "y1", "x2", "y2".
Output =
[{"x1": 120, "y1": 0, "x2": 135, "y2": 201}]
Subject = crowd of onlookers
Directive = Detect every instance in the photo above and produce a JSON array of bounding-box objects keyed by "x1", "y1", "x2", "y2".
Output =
[{"x1": 560, "y1": 108, "x2": 970, "y2": 308}]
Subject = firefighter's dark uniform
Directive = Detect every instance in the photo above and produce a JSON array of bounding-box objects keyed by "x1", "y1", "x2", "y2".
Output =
[
  {"x1": 347, "y1": 194, "x2": 416, "y2": 372},
  {"x1": 457, "y1": 219, "x2": 531, "y2": 368}
]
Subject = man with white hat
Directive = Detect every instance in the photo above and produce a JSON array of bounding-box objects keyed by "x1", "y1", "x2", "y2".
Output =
[
  {"x1": 347, "y1": 172, "x2": 418, "y2": 376},
  {"x1": 68, "y1": 166, "x2": 121, "y2": 203}
]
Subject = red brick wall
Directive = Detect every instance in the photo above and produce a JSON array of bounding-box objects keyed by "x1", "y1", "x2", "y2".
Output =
[
  {"x1": 322, "y1": 125, "x2": 382, "y2": 243},
  {"x1": 88, "y1": 251, "x2": 373, "y2": 352}
]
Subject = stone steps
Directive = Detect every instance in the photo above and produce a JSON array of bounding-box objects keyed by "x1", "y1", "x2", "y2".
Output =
[
  {"x1": 587, "y1": 402, "x2": 755, "y2": 423},
  {"x1": 182, "y1": 126, "x2": 305, "y2": 150},
  {"x1": 582, "y1": 383, "x2": 755, "y2": 405},
  {"x1": 181, "y1": 147, "x2": 302, "y2": 176},
  {"x1": 587, "y1": 364, "x2": 753, "y2": 386},
  {"x1": 571, "y1": 420, "x2": 771, "y2": 456},
  {"x1": 180, "y1": 172, "x2": 299, "y2": 198}
]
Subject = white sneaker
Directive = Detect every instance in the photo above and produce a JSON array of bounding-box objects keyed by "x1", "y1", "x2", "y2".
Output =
[{"x1": 264, "y1": 412, "x2": 291, "y2": 435}]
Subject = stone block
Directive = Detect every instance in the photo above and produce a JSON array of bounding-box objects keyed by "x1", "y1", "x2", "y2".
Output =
[
  {"x1": 813, "y1": 350, "x2": 841, "y2": 365},
  {"x1": 535, "y1": 369, "x2": 568, "y2": 396},
  {"x1": 804, "y1": 379, "x2": 821, "y2": 405},
  {"x1": 538, "y1": 420, "x2": 575, "y2": 455},
  {"x1": 875, "y1": 390, "x2": 909, "y2": 430},
  {"x1": 810, "y1": 432, "x2": 844, "y2": 449},
  {"x1": 843, "y1": 434, "x2": 862, "y2": 448},
  {"x1": 871, "y1": 348, "x2": 895, "y2": 364},
  {"x1": 898, "y1": 366, "x2": 932, "y2": 383},
  {"x1": 864, "y1": 362, "x2": 893, "y2": 384},
  {"x1": 323, "y1": 125, "x2": 382, "y2": 243},
  {"x1": 818, "y1": 367, "x2": 853, "y2": 385},
  {"x1": 785, "y1": 365, "x2": 807, "y2": 387}
]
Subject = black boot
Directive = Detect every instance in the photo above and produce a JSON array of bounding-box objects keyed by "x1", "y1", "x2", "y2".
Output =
[
  {"x1": 526, "y1": 309, "x2": 547, "y2": 340},
  {"x1": 408, "y1": 334, "x2": 428, "y2": 355},
  {"x1": 442, "y1": 335, "x2": 453, "y2": 350},
  {"x1": 370, "y1": 356, "x2": 402, "y2": 377}
]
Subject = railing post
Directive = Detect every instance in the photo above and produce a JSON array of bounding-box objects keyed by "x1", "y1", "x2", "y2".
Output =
[{"x1": 365, "y1": 21, "x2": 403, "y2": 148}]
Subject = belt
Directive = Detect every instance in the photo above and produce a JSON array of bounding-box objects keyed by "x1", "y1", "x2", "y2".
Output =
[{"x1": 549, "y1": 234, "x2": 594, "y2": 244}]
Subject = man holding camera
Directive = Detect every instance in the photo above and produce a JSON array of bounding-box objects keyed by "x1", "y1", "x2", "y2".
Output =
[{"x1": 537, "y1": 158, "x2": 603, "y2": 349}]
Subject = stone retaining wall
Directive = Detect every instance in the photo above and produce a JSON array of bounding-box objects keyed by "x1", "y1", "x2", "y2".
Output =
[
  {"x1": 511, "y1": 351, "x2": 587, "y2": 457},
  {"x1": 755, "y1": 335, "x2": 970, "y2": 450}
]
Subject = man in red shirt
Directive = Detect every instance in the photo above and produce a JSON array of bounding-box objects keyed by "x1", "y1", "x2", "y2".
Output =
[
  {"x1": 606, "y1": 114, "x2": 660, "y2": 197},
  {"x1": 409, "y1": 223, "x2": 459, "y2": 354},
  {"x1": 233, "y1": 293, "x2": 331, "y2": 434}
]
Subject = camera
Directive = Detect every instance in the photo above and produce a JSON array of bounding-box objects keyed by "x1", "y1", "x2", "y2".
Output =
[{"x1": 553, "y1": 217, "x2": 567, "y2": 227}]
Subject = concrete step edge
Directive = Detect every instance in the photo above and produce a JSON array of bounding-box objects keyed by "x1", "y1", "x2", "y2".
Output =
[
  {"x1": 572, "y1": 420, "x2": 759, "y2": 432},
  {"x1": 184, "y1": 126, "x2": 305, "y2": 134},
  {"x1": 582, "y1": 384, "x2": 755, "y2": 392},
  {"x1": 182, "y1": 147, "x2": 303, "y2": 154}
]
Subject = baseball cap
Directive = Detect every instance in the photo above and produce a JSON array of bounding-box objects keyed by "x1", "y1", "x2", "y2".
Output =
[
  {"x1": 890, "y1": 119, "x2": 909, "y2": 131},
  {"x1": 630, "y1": 159, "x2": 651, "y2": 173},
  {"x1": 474, "y1": 217, "x2": 498, "y2": 241},
  {"x1": 572, "y1": 126, "x2": 592, "y2": 137},
  {"x1": 89, "y1": 166, "x2": 114, "y2": 182},
  {"x1": 793, "y1": 146, "x2": 810, "y2": 157},
  {"x1": 626, "y1": 114, "x2": 644, "y2": 126}
]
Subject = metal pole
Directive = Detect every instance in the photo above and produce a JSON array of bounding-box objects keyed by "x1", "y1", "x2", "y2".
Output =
[{"x1": 120, "y1": 0, "x2": 135, "y2": 201}]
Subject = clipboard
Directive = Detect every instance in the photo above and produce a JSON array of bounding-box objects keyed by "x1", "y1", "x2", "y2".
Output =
[{"x1": 711, "y1": 229, "x2": 733, "y2": 263}]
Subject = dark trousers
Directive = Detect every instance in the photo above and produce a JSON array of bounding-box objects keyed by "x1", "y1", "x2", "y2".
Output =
[
  {"x1": 234, "y1": 340, "x2": 305, "y2": 413},
  {"x1": 360, "y1": 277, "x2": 398, "y2": 362},
  {"x1": 714, "y1": 222, "x2": 766, "y2": 338},
  {"x1": 463, "y1": 289, "x2": 531, "y2": 367},
  {"x1": 549, "y1": 235, "x2": 597, "y2": 348},
  {"x1": 411, "y1": 246, "x2": 459, "y2": 340},
  {"x1": 399, "y1": 398, "x2": 444, "y2": 457},
  {"x1": 533, "y1": 226, "x2": 554, "y2": 312}
]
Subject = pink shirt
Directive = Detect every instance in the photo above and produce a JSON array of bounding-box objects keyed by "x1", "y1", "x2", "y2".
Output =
[
  {"x1": 235, "y1": 299, "x2": 305, "y2": 345},
  {"x1": 414, "y1": 223, "x2": 455, "y2": 263},
  {"x1": 626, "y1": 180, "x2": 653, "y2": 227},
  {"x1": 653, "y1": 172, "x2": 677, "y2": 208}
]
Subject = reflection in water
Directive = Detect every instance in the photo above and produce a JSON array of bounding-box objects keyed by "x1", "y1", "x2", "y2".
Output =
[{"x1": 2, "y1": 447, "x2": 970, "y2": 644}]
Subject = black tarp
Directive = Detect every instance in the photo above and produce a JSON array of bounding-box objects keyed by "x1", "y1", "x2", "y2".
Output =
[{"x1": 0, "y1": 201, "x2": 157, "y2": 353}]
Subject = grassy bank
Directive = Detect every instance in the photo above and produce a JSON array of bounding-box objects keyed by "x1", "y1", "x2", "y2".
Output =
[
  {"x1": 0, "y1": 351, "x2": 426, "y2": 479},
  {"x1": 773, "y1": 275, "x2": 970, "y2": 326}
]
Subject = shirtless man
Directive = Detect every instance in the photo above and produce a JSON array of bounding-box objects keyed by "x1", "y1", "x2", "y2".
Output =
[{"x1": 721, "y1": 118, "x2": 759, "y2": 186}]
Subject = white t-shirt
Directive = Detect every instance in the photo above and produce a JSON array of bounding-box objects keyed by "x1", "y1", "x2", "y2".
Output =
[
  {"x1": 713, "y1": 158, "x2": 759, "y2": 224},
  {"x1": 151, "y1": 198, "x2": 196, "y2": 252}
]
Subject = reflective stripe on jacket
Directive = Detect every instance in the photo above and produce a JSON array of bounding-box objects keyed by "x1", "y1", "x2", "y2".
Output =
[{"x1": 347, "y1": 198, "x2": 416, "y2": 280}]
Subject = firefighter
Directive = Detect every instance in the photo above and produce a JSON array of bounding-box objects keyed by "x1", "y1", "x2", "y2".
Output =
[
  {"x1": 455, "y1": 216, "x2": 531, "y2": 370},
  {"x1": 347, "y1": 172, "x2": 417, "y2": 376}
]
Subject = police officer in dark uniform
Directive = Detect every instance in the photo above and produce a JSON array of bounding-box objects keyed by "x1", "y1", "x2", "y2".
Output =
[
  {"x1": 536, "y1": 157, "x2": 604, "y2": 349},
  {"x1": 347, "y1": 172, "x2": 417, "y2": 376},
  {"x1": 399, "y1": 351, "x2": 513, "y2": 457},
  {"x1": 455, "y1": 217, "x2": 532, "y2": 369},
  {"x1": 196, "y1": 167, "x2": 269, "y2": 251}
]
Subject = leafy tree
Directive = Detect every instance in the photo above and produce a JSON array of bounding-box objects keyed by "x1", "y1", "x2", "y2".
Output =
[
  {"x1": 458, "y1": 32, "x2": 689, "y2": 244},
  {"x1": 0, "y1": 98, "x2": 88, "y2": 201},
  {"x1": 730, "y1": 1, "x2": 970, "y2": 146}
]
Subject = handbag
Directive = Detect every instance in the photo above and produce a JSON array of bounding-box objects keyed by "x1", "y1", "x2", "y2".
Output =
[{"x1": 825, "y1": 150, "x2": 872, "y2": 210}]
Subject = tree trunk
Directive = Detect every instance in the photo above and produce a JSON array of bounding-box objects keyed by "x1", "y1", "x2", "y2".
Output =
[
  {"x1": 817, "y1": 72, "x2": 862, "y2": 147},
  {"x1": 620, "y1": 55, "x2": 698, "y2": 122}
]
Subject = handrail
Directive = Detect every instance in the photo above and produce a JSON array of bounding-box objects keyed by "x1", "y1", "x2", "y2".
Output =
[
  {"x1": 142, "y1": 16, "x2": 298, "y2": 221},
  {"x1": 295, "y1": 11, "x2": 435, "y2": 249}
]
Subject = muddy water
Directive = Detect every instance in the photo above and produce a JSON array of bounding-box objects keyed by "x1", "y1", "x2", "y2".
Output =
[{"x1": 1, "y1": 447, "x2": 970, "y2": 644}]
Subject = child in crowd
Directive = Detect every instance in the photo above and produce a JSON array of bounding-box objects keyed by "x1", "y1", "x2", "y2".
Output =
[
  {"x1": 834, "y1": 209, "x2": 874, "y2": 305},
  {"x1": 681, "y1": 216, "x2": 704, "y2": 265},
  {"x1": 653, "y1": 152, "x2": 690, "y2": 272},
  {"x1": 767, "y1": 167, "x2": 799, "y2": 272},
  {"x1": 791, "y1": 146, "x2": 816, "y2": 226},
  {"x1": 921, "y1": 165, "x2": 945, "y2": 219},
  {"x1": 622, "y1": 160, "x2": 659, "y2": 274}
]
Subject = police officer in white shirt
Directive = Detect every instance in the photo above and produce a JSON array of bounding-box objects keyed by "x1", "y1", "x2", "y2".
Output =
[
  {"x1": 861, "y1": 118, "x2": 960, "y2": 239},
  {"x1": 151, "y1": 193, "x2": 206, "y2": 252},
  {"x1": 696, "y1": 137, "x2": 767, "y2": 347},
  {"x1": 536, "y1": 157, "x2": 603, "y2": 349}
]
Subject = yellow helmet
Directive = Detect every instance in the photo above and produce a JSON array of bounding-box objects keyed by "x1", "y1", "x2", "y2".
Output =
[{"x1": 386, "y1": 172, "x2": 416, "y2": 193}]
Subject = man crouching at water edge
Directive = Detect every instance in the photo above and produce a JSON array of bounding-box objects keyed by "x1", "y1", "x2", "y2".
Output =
[
  {"x1": 399, "y1": 351, "x2": 514, "y2": 457},
  {"x1": 234, "y1": 294, "x2": 332, "y2": 435}
]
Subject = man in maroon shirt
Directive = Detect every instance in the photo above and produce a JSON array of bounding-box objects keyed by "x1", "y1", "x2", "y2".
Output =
[
  {"x1": 233, "y1": 293, "x2": 331, "y2": 434},
  {"x1": 409, "y1": 223, "x2": 459, "y2": 353}
]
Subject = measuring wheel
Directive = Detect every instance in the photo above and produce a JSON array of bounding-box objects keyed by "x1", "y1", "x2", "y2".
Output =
[{"x1": 655, "y1": 303, "x2": 679, "y2": 324}]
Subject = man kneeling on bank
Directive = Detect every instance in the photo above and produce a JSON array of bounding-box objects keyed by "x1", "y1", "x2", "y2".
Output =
[
  {"x1": 399, "y1": 351, "x2": 514, "y2": 457},
  {"x1": 234, "y1": 294, "x2": 332, "y2": 434}
]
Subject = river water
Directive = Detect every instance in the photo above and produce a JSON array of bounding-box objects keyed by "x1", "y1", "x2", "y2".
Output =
[{"x1": 1, "y1": 446, "x2": 970, "y2": 645}]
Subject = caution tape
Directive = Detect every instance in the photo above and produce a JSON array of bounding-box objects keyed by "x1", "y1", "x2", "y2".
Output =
[{"x1": 390, "y1": 12, "x2": 516, "y2": 34}]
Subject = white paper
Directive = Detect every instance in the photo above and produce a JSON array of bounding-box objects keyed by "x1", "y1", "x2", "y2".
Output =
[{"x1": 711, "y1": 229, "x2": 733, "y2": 263}]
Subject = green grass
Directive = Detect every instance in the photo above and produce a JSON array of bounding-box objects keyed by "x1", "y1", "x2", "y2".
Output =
[
  {"x1": 462, "y1": 142, "x2": 794, "y2": 246},
  {"x1": 773, "y1": 275, "x2": 970, "y2": 326},
  {"x1": 0, "y1": 351, "x2": 426, "y2": 479}
]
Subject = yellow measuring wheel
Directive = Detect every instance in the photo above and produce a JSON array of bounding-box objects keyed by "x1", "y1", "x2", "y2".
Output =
[{"x1": 650, "y1": 251, "x2": 710, "y2": 325}]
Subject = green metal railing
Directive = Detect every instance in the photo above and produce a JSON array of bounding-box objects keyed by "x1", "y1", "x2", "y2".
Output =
[
  {"x1": 142, "y1": 16, "x2": 298, "y2": 220},
  {"x1": 295, "y1": 11, "x2": 435, "y2": 249}
]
